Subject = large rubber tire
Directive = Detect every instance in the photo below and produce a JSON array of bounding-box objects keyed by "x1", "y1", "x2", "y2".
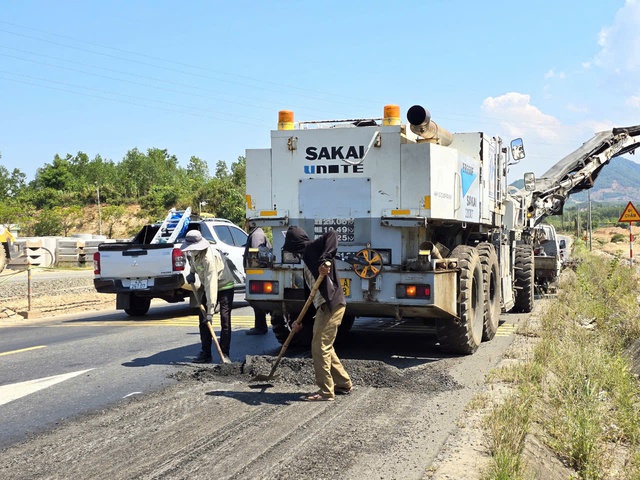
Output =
[
  {"x1": 124, "y1": 295, "x2": 151, "y2": 316},
  {"x1": 436, "y1": 245, "x2": 485, "y2": 355},
  {"x1": 477, "y1": 243, "x2": 501, "y2": 341},
  {"x1": 271, "y1": 309, "x2": 315, "y2": 348},
  {"x1": 513, "y1": 244, "x2": 534, "y2": 313}
]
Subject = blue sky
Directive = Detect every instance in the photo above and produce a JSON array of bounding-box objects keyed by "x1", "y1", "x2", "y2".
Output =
[{"x1": 1, "y1": 0, "x2": 638, "y2": 184}]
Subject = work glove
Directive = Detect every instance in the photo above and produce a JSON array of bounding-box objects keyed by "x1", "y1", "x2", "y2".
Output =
[{"x1": 186, "y1": 272, "x2": 196, "y2": 284}]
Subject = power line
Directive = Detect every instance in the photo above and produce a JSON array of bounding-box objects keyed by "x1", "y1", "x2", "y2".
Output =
[{"x1": 0, "y1": 74, "x2": 271, "y2": 128}]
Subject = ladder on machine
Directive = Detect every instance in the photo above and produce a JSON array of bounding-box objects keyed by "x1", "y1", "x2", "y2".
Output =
[{"x1": 150, "y1": 207, "x2": 192, "y2": 244}]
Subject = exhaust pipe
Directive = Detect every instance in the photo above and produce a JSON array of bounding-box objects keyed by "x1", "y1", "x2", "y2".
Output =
[{"x1": 407, "y1": 105, "x2": 453, "y2": 146}]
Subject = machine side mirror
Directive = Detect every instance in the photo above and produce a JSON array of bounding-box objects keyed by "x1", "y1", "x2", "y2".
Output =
[
  {"x1": 524, "y1": 172, "x2": 536, "y2": 191},
  {"x1": 510, "y1": 138, "x2": 525, "y2": 163},
  {"x1": 559, "y1": 239, "x2": 566, "y2": 249}
]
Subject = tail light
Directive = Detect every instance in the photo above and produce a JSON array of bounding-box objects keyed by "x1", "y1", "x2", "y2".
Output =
[
  {"x1": 396, "y1": 284, "x2": 431, "y2": 299},
  {"x1": 172, "y1": 248, "x2": 186, "y2": 271},
  {"x1": 249, "y1": 280, "x2": 279, "y2": 294},
  {"x1": 93, "y1": 252, "x2": 100, "y2": 275}
]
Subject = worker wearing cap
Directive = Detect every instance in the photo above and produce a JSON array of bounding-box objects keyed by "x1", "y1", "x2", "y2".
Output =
[
  {"x1": 243, "y1": 222, "x2": 272, "y2": 335},
  {"x1": 283, "y1": 225, "x2": 352, "y2": 401},
  {"x1": 181, "y1": 230, "x2": 235, "y2": 363}
]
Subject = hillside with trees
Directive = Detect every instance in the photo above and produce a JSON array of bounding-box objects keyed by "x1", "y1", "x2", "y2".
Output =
[{"x1": 0, "y1": 150, "x2": 246, "y2": 238}]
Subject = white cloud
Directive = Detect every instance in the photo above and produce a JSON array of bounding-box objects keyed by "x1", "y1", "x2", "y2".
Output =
[
  {"x1": 480, "y1": 93, "x2": 616, "y2": 179},
  {"x1": 566, "y1": 103, "x2": 589, "y2": 114},
  {"x1": 626, "y1": 96, "x2": 640, "y2": 107},
  {"x1": 591, "y1": 0, "x2": 640, "y2": 86},
  {"x1": 481, "y1": 92, "x2": 561, "y2": 140},
  {"x1": 544, "y1": 69, "x2": 566, "y2": 80}
]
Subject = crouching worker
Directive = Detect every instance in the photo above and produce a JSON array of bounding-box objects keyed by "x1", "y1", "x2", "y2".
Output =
[
  {"x1": 283, "y1": 226, "x2": 352, "y2": 402},
  {"x1": 181, "y1": 230, "x2": 235, "y2": 363}
]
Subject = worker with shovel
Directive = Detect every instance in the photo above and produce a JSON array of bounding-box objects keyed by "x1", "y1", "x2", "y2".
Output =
[
  {"x1": 181, "y1": 230, "x2": 235, "y2": 364},
  {"x1": 283, "y1": 226, "x2": 352, "y2": 402}
]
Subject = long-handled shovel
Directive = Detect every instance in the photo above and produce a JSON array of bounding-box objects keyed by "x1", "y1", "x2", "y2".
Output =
[
  {"x1": 251, "y1": 263, "x2": 329, "y2": 382},
  {"x1": 191, "y1": 283, "x2": 230, "y2": 364}
]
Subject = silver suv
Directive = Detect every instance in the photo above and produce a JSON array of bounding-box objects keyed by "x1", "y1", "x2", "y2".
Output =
[{"x1": 178, "y1": 218, "x2": 248, "y2": 289}]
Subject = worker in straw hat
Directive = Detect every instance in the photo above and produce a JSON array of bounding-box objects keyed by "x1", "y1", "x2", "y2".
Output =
[{"x1": 181, "y1": 229, "x2": 235, "y2": 363}]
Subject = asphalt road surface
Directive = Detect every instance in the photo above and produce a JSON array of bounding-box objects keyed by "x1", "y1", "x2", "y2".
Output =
[
  {"x1": 0, "y1": 296, "x2": 278, "y2": 449},
  {"x1": 0, "y1": 296, "x2": 527, "y2": 480}
]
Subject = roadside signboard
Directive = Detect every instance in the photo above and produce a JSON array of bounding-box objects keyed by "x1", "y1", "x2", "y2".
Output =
[
  {"x1": 618, "y1": 202, "x2": 640, "y2": 223},
  {"x1": 618, "y1": 202, "x2": 639, "y2": 266}
]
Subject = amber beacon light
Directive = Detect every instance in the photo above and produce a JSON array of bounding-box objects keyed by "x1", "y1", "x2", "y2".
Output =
[
  {"x1": 383, "y1": 104, "x2": 401, "y2": 125},
  {"x1": 278, "y1": 110, "x2": 294, "y2": 130}
]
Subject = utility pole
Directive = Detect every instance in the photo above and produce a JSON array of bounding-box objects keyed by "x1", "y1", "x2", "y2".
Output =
[
  {"x1": 588, "y1": 190, "x2": 592, "y2": 251},
  {"x1": 95, "y1": 182, "x2": 102, "y2": 236}
]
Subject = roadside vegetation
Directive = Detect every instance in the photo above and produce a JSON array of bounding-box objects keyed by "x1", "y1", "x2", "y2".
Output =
[
  {"x1": 0, "y1": 150, "x2": 247, "y2": 237},
  {"x1": 484, "y1": 240, "x2": 640, "y2": 479}
]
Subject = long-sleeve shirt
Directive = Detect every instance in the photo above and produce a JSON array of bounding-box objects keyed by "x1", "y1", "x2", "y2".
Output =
[{"x1": 188, "y1": 247, "x2": 230, "y2": 316}]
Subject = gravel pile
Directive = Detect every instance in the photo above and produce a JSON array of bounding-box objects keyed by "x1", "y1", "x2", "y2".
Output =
[{"x1": 173, "y1": 355, "x2": 462, "y2": 395}]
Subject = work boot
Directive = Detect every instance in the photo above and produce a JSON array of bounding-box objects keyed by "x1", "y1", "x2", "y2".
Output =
[
  {"x1": 192, "y1": 352, "x2": 212, "y2": 363},
  {"x1": 246, "y1": 328, "x2": 268, "y2": 335}
]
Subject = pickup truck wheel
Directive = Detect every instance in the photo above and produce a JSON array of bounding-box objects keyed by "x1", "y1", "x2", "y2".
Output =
[
  {"x1": 436, "y1": 245, "x2": 484, "y2": 354},
  {"x1": 514, "y1": 244, "x2": 534, "y2": 313},
  {"x1": 124, "y1": 295, "x2": 151, "y2": 316},
  {"x1": 271, "y1": 310, "x2": 314, "y2": 348},
  {"x1": 477, "y1": 243, "x2": 501, "y2": 341}
]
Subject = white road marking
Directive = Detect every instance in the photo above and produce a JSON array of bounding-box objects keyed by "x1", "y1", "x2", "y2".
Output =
[
  {"x1": 123, "y1": 391, "x2": 142, "y2": 398},
  {"x1": 0, "y1": 369, "x2": 94, "y2": 407}
]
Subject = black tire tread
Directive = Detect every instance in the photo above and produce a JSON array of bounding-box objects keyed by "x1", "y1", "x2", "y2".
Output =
[
  {"x1": 477, "y1": 243, "x2": 501, "y2": 341},
  {"x1": 513, "y1": 244, "x2": 534, "y2": 313},
  {"x1": 436, "y1": 245, "x2": 484, "y2": 355}
]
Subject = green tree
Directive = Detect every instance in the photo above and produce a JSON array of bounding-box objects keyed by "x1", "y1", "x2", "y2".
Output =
[
  {"x1": 101, "y1": 205, "x2": 126, "y2": 239},
  {"x1": 53, "y1": 205, "x2": 84, "y2": 236},
  {"x1": 186, "y1": 156, "x2": 210, "y2": 180},
  {"x1": 33, "y1": 208, "x2": 63, "y2": 236},
  {"x1": 35, "y1": 155, "x2": 75, "y2": 191}
]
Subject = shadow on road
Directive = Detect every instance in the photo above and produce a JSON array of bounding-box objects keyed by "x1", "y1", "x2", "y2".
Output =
[
  {"x1": 206, "y1": 389, "x2": 302, "y2": 406},
  {"x1": 122, "y1": 343, "x2": 201, "y2": 367}
]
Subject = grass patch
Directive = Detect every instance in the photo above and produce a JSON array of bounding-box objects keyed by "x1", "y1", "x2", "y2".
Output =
[
  {"x1": 483, "y1": 248, "x2": 640, "y2": 479},
  {"x1": 482, "y1": 390, "x2": 533, "y2": 480}
]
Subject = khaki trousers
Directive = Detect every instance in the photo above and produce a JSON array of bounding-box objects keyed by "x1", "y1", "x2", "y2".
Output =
[{"x1": 311, "y1": 304, "x2": 352, "y2": 398}]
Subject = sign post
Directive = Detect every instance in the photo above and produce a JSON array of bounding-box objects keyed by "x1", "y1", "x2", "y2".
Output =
[{"x1": 618, "y1": 202, "x2": 640, "y2": 267}]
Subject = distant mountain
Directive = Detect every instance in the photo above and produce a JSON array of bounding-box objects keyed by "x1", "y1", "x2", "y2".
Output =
[{"x1": 510, "y1": 156, "x2": 640, "y2": 205}]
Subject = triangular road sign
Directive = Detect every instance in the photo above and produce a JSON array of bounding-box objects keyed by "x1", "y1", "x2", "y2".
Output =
[{"x1": 618, "y1": 202, "x2": 640, "y2": 222}]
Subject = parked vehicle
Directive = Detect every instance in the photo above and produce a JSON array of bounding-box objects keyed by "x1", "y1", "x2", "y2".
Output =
[
  {"x1": 532, "y1": 223, "x2": 563, "y2": 293},
  {"x1": 93, "y1": 212, "x2": 247, "y2": 316}
]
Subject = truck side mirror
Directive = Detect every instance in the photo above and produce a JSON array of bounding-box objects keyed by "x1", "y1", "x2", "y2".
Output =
[
  {"x1": 559, "y1": 239, "x2": 566, "y2": 249},
  {"x1": 524, "y1": 172, "x2": 536, "y2": 191},
  {"x1": 510, "y1": 138, "x2": 525, "y2": 163}
]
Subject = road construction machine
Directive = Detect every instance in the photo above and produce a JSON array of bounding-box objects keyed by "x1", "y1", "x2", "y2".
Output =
[{"x1": 244, "y1": 104, "x2": 640, "y2": 354}]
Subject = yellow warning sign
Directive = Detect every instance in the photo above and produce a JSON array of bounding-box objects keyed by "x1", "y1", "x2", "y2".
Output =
[{"x1": 618, "y1": 202, "x2": 640, "y2": 222}]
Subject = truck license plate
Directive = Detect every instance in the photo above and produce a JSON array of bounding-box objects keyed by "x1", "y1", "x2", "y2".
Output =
[
  {"x1": 130, "y1": 279, "x2": 148, "y2": 290},
  {"x1": 341, "y1": 278, "x2": 351, "y2": 297}
]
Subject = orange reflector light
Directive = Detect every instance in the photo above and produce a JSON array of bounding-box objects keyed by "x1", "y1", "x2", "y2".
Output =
[
  {"x1": 278, "y1": 110, "x2": 294, "y2": 130},
  {"x1": 396, "y1": 284, "x2": 431, "y2": 299},
  {"x1": 249, "y1": 280, "x2": 279, "y2": 295},
  {"x1": 383, "y1": 104, "x2": 401, "y2": 125}
]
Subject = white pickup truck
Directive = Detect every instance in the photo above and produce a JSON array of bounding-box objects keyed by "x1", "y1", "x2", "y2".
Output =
[{"x1": 93, "y1": 218, "x2": 247, "y2": 316}]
